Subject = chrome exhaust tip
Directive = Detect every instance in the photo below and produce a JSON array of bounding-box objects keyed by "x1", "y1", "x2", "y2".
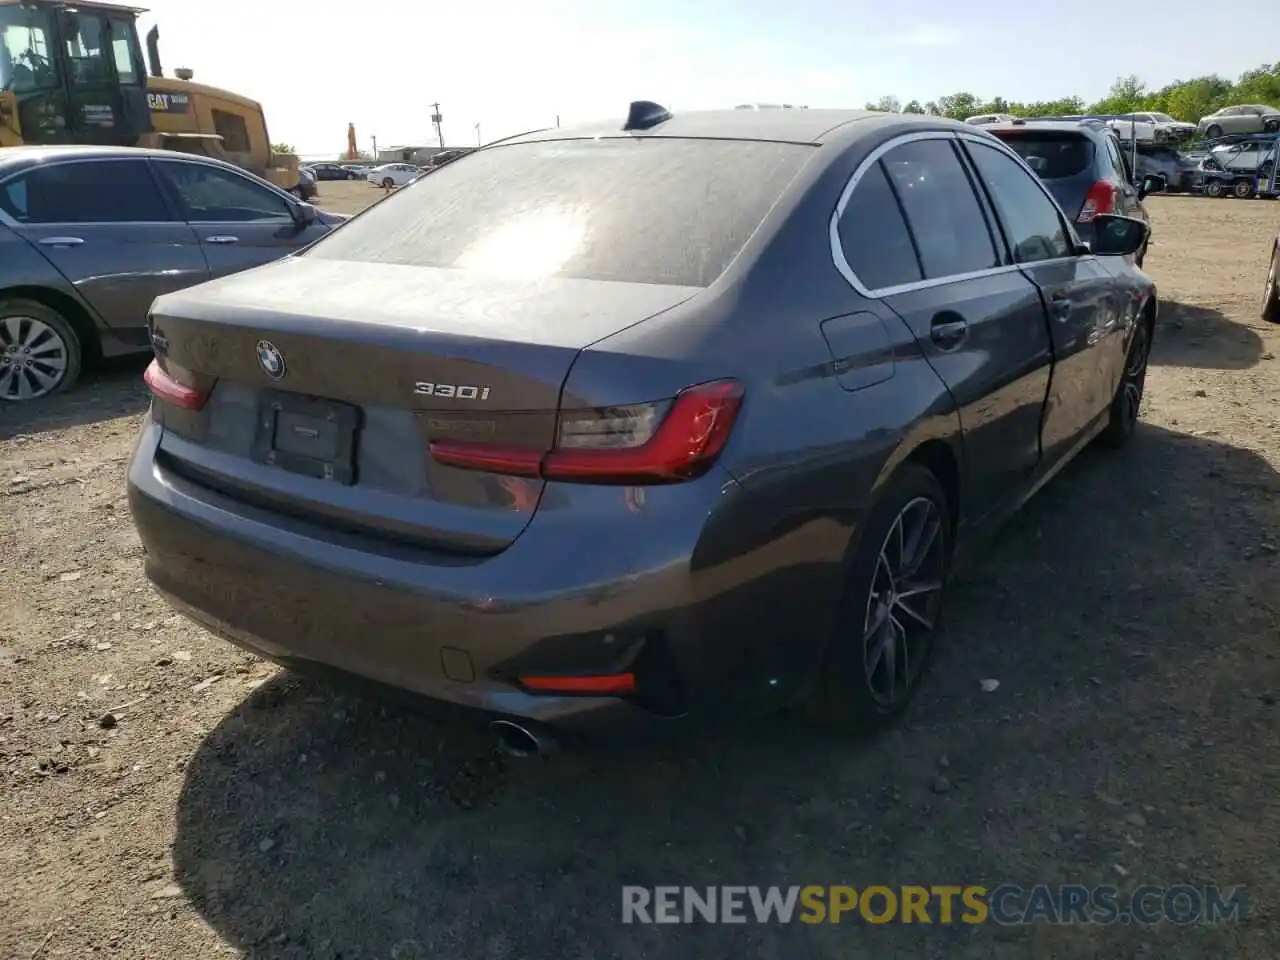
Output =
[{"x1": 490, "y1": 720, "x2": 552, "y2": 758}]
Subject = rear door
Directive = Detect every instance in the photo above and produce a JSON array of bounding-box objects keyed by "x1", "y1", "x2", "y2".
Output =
[
  {"x1": 839, "y1": 134, "x2": 1054, "y2": 520},
  {"x1": 962, "y1": 136, "x2": 1128, "y2": 464},
  {"x1": 151, "y1": 158, "x2": 327, "y2": 278},
  {"x1": 0, "y1": 157, "x2": 208, "y2": 333}
]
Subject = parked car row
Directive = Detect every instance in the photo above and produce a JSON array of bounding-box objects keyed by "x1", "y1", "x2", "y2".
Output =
[
  {"x1": 0, "y1": 146, "x2": 344, "y2": 400},
  {"x1": 116, "y1": 104, "x2": 1165, "y2": 751},
  {"x1": 967, "y1": 104, "x2": 1279, "y2": 143}
]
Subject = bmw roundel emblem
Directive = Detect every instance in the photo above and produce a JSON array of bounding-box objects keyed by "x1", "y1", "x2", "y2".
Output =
[{"x1": 256, "y1": 339, "x2": 286, "y2": 380}]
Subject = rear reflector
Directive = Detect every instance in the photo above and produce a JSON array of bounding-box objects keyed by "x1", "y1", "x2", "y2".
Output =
[
  {"x1": 429, "y1": 379, "x2": 744, "y2": 485},
  {"x1": 144, "y1": 359, "x2": 208, "y2": 411},
  {"x1": 1077, "y1": 180, "x2": 1118, "y2": 223},
  {"x1": 518, "y1": 672, "x2": 636, "y2": 695}
]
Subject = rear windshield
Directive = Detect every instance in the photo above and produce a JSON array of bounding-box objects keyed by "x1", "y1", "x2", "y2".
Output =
[
  {"x1": 306, "y1": 137, "x2": 813, "y2": 287},
  {"x1": 989, "y1": 133, "x2": 1093, "y2": 179}
]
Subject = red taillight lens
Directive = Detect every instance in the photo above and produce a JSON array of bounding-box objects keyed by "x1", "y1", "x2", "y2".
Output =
[
  {"x1": 518, "y1": 672, "x2": 636, "y2": 695},
  {"x1": 143, "y1": 358, "x2": 209, "y2": 411},
  {"x1": 428, "y1": 379, "x2": 744, "y2": 485},
  {"x1": 1077, "y1": 180, "x2": 1118, "y2": 223}
]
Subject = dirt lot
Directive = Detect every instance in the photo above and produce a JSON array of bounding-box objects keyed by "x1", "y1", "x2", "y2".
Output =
[{"x1": 2, "y1": 188, "x2": 1280, "y2": 959}]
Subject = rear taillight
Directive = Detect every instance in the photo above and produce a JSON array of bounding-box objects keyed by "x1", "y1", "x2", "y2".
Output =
[
  {"x1": 517, "y1": 673, "x2": 637, "y2": 695},
  {"x1": 429, "y1": 379, "x2": 744, "y2": 485},
  {"x1": 1077, "y1": 180, "x2": 1119, "y2": 223},
  {"x1": 144, "y1": 358, "x2": 209, "y2": 411}
]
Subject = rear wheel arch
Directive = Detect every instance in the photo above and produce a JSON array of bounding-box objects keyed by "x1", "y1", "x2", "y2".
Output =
[{"x1": 0, "y1": 285, "x2": 101, "y2": 365}]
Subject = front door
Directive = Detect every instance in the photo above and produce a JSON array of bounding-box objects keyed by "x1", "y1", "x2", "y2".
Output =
[
  {"x1": 0, "y1": 157, "x2": 209, "y2": 333},
  {"x1": 962, "y1": 138, "x2": 1127, "y2": 465},
  {"x1": 53, "y1": 8, "x2": 150, "y2": 145},
  {"x1": 151, "y1": 159, "x2": 326, "y2": 278}
]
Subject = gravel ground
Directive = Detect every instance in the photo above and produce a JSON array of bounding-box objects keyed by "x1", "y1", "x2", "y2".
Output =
[{"x1": 2, "y1": 187, "x2": 1280, "y2": 959}]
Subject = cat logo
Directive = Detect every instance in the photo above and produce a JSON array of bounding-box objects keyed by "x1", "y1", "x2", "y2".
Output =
[{"x1": 146, "y1": 92, "x2": 191, "y2": 114}]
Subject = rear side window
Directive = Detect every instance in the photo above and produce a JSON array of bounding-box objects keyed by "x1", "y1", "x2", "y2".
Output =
[
  {"x1": 307, "y1": 138, "x2": 813, "y2": 287},
  {"x1": 880, "y1": 139, "x2": 998, "y2": 279},
  {"x1": 0, "y1": 159, "x2": 171, "y2": 223},
  {"x1": 835, "y1": 161, "x2": 922, "y2": 290},
  {"x1": 992, "y1": 133, "x2": 1093, "y2": 179}
]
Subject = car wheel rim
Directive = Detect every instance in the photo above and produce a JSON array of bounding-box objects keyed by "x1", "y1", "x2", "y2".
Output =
[
  {"x1": 1121, "y1": 321, "x2": 1150, "y2": 427},
  {"x1": 0, "y1": 315, "x2": 69, "y2": 401},
  {"x1": 862, "y1": 496, "x2": 945, "y2": 707}
]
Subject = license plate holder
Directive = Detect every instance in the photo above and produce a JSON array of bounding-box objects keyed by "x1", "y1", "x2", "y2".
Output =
[{"x1": 251, "y1": 390, "x2": 360, "y2": 485}]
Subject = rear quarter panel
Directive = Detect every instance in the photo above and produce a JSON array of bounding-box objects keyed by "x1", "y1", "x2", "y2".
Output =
[
  {"x1": 0, "y1": 223, "x2": 99, "y2": 313},
  {"x1": 582, "y1": 129, "x2": 964, "y2": 695}
]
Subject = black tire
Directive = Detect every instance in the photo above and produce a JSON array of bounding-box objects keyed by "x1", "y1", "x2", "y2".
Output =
[
  {"x1": 289, "y1": 185, "x2": 303, "y2": 199},
  {"x1": 1262, "y1": 246, "x2": 1280, "y2": 324},
  {"x1": 1206, "y1": 124, "x2": 1223, "y2": 139},
  {"x1": 0, "y1": 297, "x2": 83, "y2": 402},
  {"x1": 1098, "y1": 312, "x2": 1152, "y2": 449},
  {"x1": 800, "y1": 463, "x2": 952, "y2": 729},
  {"x1": 1204, "y1": 179, "x2": 1225, "y2": 198},
  {"x1": 381, "y1": 177, "x2": 395, "y2": 189},
  {"x1": 1233, "y1": 179, "x2": 1255, "y2": 199},
  {"x1": 1264, "y1": 118, "x2": 1280, "y2": 133}
]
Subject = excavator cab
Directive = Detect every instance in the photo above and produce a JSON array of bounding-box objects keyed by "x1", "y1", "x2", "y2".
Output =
[{"x1": 0, "y1": 0, "x2": 152, "y2": 145}]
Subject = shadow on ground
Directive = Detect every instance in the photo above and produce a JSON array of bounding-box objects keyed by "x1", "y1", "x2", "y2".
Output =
[
  {"x1": 0, "y1": 355, "x2": 150, "y2": 440},
  {"x1": 172, "y1": 424, "x2": 1280, "y2": 960},
  {"x1": 1150, "y1": 300, "x2": 1265, "y2": 371}
]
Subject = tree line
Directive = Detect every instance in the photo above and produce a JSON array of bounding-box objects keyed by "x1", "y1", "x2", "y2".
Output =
[{"x1": 865, "y1": 63, "x2": 1280, "y2": 122}]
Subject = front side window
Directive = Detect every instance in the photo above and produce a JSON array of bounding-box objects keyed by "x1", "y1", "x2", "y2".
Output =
[
  {"x1": 879, "y1": 138, "x2": 998, "y2": 280},
  {"x1": 155, "y1": 161, "x2": 292, "y2": 222},
  {"x1": 964, "y1": 142, "x2": 1073, "y2": 264},
  {"x1": 308, "y1": 137, "x2": 814, "y2": 287},
  {"x1": 0, "y1": 159, "x2": 171, "y2": 223},
  {"x1": 0, "y1": 6, "x2": 56, "y2": 92}
]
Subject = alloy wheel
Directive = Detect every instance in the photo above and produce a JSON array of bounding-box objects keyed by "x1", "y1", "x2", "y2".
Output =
[
  {"x1": 862, "y1": 496, "x2": 945, "y2": 706},
  {"x1": 1121, "y1": 321, "x2": 1151, "y2": 428},
  {"x1": 1265, "y1": 252, "x2": 1278, "y2": 316},
  {"x1": 0, "y1": 315, "x2": 69, "y2": 401}
]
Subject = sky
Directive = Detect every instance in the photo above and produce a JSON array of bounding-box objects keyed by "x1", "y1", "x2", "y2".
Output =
[{"x1": 136, "y1": 0, "x2": 1280, "y2": 158}]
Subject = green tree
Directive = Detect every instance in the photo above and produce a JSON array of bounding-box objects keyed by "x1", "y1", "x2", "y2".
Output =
[
  {"x1": 867, "y1": 60, "x2": 1280, "y2": 129},
  {"x1": 864, "y1": 95, "x2": 902, "y2": 113},
  {"x1": 270, "y1": 142, "x2": 297, "y2": 155}
]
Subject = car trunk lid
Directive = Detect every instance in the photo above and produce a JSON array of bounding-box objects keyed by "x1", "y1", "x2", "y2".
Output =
[{"x1": 147, "y1": 256, "x2": 698, "y2": 555}]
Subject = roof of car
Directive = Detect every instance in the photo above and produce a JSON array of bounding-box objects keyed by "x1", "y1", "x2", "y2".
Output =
[
  {"x1": 0, "y1": 144, "x2": 246, "y2": 174},
  {"x1": 498, "y1": 108, "x2": 974, "y2": 148},
  {"x1": 983, "y1": 120, "x2": 1104, "y2": 136}
]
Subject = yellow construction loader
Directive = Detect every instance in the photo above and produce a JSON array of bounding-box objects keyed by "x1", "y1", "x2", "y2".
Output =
[{"x1": 0, "y1": 0, "x2": 302, "y2": 192}]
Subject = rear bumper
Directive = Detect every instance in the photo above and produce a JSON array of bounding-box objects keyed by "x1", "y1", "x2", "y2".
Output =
[{"x1": 126, "y1": 420, "x2": 823, "y2": 741}]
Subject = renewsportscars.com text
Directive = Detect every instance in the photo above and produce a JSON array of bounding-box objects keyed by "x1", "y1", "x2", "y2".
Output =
[{"x1": 621, "y1": 884, "x2": 1248, "y2": 925}]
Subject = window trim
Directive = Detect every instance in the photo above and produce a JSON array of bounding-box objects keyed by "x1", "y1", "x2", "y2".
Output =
[
  {"x1": 0, "y1": 155, "x2": 178, "y2": 226},
  {"x1": 827, "y1": 129, "x2": 1088, "y2": 298}
]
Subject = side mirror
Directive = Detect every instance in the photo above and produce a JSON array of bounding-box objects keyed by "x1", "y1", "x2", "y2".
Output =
[
  {"x1": 293, "y1": 201, "x2": 318, "y2": 225},
  {"x1": 1137, "y1": 173, "x2": 1166, "y2": 199},
  {"x1": 1091, "y1": 214, "x2": 1150, "y2": 258}
]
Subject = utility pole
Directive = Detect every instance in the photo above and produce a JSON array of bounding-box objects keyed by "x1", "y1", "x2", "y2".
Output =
[
  {"x1": 371, "y1": 134, "x2": 378, "y2": 159},
  {"x1": 555, "y1": 114, "x2": 560, "y2": 128},
  {"x1": 430, "y1": 102, "x2": 444, "y2": 149},
  {"x1": 475, "y1": 122, "x2": 481, "y2": 146}
]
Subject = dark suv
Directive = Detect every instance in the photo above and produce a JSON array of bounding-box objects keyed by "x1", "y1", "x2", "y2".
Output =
[{"x1": 986, "y1": 119, "x2": 1161, "y2": 265}]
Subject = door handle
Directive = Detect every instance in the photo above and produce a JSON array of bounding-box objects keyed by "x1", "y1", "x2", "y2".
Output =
[
  {"x1": 205, "y1": 235, "x2": 239, "y2": 244},
  {"x1": 38, "y1": 236, "x2": 84, "y2": 247},
  {"x1": 1050, "y1": 297, "x2": 1073, "y2": 322},
  {"x1": 929, "y1": 313, "x2": 969, "y2": 349}
]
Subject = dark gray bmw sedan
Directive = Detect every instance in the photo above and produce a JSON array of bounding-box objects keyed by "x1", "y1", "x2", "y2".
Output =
[{"x1": 127, "y1": 103, "x2": 1157, "y2": 749}]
